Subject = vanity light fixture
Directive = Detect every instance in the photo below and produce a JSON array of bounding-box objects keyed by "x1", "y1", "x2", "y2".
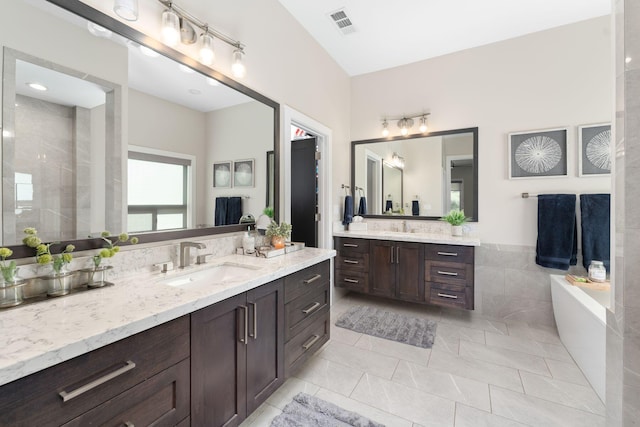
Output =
[
  {"x1": 392, "y1": 152, "x2": 405, "y2": 169},
  {"x1": 87, "y1": 22, "x2": 112, "y2": 38},
  {"x1": 380, "y1": 113, "x2": 431, "y2": 137},
  {"x1": 113, "y1": 0, "x2": 138, "y2": 21},
  {"x1": 157, "y1": 0, "x2": 247, "y2": 76}
]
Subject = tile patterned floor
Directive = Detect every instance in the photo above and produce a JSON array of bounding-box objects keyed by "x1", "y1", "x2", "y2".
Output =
[{"x1": 240, "y1": 293, "x2": 605, "y2": 427}]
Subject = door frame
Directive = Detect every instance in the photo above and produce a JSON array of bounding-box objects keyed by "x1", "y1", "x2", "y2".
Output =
[
  {"x1": 281, "y1": 106, "x2": 332, "y2": 250},
  {"x1": 444, "y1": 154, "x2": 472, "y2": 213}
]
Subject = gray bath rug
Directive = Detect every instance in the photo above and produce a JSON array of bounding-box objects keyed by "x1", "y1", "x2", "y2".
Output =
[
  {"x1": 335, "y1": 305, "x2": 437, "y2": 348},
  {"x1": 270, "y1": 392, "x2": 384, "y2": 427}
]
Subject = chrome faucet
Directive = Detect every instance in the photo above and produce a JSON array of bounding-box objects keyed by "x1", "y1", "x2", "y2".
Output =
[{"x1": 179, "y1": 241, "x2": 206, "y2": 268}]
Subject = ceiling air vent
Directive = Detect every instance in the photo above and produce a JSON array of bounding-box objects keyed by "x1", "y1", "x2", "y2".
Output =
[{"x1": 328, "y1": 8, "x2": 356, "y2": 35}]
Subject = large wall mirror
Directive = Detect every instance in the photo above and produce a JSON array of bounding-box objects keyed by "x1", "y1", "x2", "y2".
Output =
[
  {"x1": 1, "y1": 0, "x2": 279, "y2": 252},
  {"x1": 352, "y1": 127, "x2": 478, "y2": 221}
]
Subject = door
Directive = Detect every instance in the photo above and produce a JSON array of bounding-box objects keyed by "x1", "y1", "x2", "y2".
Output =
[
  {"x1": 396, "y1": 242, "x2": 425, "y2": 302},
  {"x1": 291, "y1": 137, "x2": 318, "y2": 247},
  {"x1": 191, "y1": 293, "x2": 247, "y2": 427},
  {"x1": 246, "y1": 279, "x2": 285, "y2": 414},
  {"x1": 370, "y1": 240, "x2": 396, "y2": 297}
]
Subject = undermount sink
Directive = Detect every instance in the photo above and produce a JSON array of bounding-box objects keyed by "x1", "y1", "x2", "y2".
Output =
[{"x1": 159, "y1": 263, "x2": 261, "y2": 288}]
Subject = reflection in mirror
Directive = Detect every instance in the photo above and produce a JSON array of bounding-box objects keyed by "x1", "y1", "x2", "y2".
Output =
[
  {"x1": 352, "y1": 128, "x2": 478, "y2": 221},
  {"x1": 1, "y1": 0, "x2": 277, "y2": 246}
]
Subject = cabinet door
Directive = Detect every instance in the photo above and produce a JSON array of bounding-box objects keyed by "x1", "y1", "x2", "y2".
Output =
[
  {"x1": 191, "y1": 293, "x2": 247, "y2": 427},
  {"x1": 370, "y1": 240, "x2": 396, "y2": 297},
  {"x1": 396, "y1": 242, "x2": 425, "y2": 302},
  {"x1": 246, "y1": 279, "x2": 285, "y2": 414}
]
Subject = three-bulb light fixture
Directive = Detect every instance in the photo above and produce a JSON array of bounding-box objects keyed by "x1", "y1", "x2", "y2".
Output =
[
  {"x1": 381, "y1": 113, "x2": 430, "y2": 137},
  {"x1": 112, "y1": 0, "x2": 247, "y2": 79}
]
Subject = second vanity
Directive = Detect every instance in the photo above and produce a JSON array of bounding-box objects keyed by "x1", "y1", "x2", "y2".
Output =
[
  {"x1": 0, "y1": 248, "x2": 334, "y2": 427},
  {"x1": 334, "y1": 230, "x2": 480, "y2": 310}
]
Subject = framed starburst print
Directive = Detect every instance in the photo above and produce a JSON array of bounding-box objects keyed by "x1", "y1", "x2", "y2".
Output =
[
  {"x1": 508, "y1": 128, "x2": 568, "y2": 179},
  {"x1": 579, "y1": 123, "x2": 611, "y2": 177}
]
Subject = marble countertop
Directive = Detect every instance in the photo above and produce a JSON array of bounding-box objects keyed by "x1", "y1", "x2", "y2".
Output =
[
  {"x1": 0, "y1": 248, "x2": 335, "y2": 387},
  {"x1": 333, "y1": 230, "x2": 481, "y2": 246}
]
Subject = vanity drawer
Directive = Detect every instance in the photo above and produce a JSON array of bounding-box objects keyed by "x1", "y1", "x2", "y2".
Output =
[
  {"x1": 284, "y1": 260, "x2": 330, "y2": 304},
  {"x1": 335, "y1": 237, "x2": 370, "y2": 253},
  {"x1": 427, "y1": 282, "x2": 473, "y2": 309},
  {"x1": 335, "y1": 269, "x2": 369, "y2": 293},
  {"x1": 425, "y1": 244, "x2": 474, "y2": 264},
  {"x1": 425, "y1": 260, "x2": 473, "y2": 287},
  {"x1": 285, "y1": 283, "x2": 330, "y2": 342},
  {"x1": 336, "y1": 251, "x2": 369, "y2": 273},
  {"x1": 284, "y1": 312, "x2": 330, "y2": 377},
  {"x1": 0, "y1": 316, "x2": 190, "y2": 427}
]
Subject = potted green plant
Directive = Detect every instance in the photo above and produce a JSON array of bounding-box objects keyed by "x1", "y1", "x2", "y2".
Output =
[
  {"x1": 0, "y1": 247, "x2": 26, "y2": 308},
  {"x1": 441, "y1": 209, "x2": 467, "y2": 236},
  {"x1": 23, "y1": 227, "x2": 76, "y2": 296},
  {"x1": 82, "y1": 231, "x2": 139, "y2": 288},
  {"x1": 265, "y1": 221, "x2": 292, "y2": 249}
]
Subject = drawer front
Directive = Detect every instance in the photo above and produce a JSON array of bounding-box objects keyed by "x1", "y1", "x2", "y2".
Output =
[
  {"x1": 285, "y1": 284, "x2": 329, "y2": 342},
  {"x1": 335, "y1": 269, "x2": 368, "y2": 293},
  {"x1": 284, "y1": 260, "x2": 330, "y2": 304},
  {"x1": 63, "y1": 358, "x2": 190, "y2": 427},
  {"x1": 427, "y1": 282, "x2": 473, "y2": 309},
  {"x1": 334, "y1": 237, "x2": 370, "y2": 254},
  {"x1": 425, "y1": 244, "x2": 474, "y2": 264},
  {"x1": 0, "y1": 316, "x2": 190, "y2": 427},
  {"x1": 285, "y1": 313, "x2": 330, "y2": 377},
  {"x1": 336, "y1": 251, "x2": 369, "y2": 273},
  {"x1": 426, "y1": 260, "x2": 473, "y2": 286}
]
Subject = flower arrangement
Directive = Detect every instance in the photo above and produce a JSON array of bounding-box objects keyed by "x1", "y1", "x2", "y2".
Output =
[
  {"x1": 265, "y1": 221, "x2": 292, "y2": 239},
  {"x1": 23, "y1": 228, "x2": 75, "y2": 274},
  {"x1": 441, "y1": 209, "x2": 468, "y2": 226},
  {"x1": 0, "y1": 247, "x2": 17, "y2": 283},
  {"x1": 92, "y1": 231, "x2": 139, "y2": 268}
]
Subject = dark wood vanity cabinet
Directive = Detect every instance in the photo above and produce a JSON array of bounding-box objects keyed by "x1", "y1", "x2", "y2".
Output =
[
  {"x1": 191, "y1": 279, "x2": 285, "y2": 427},
  {"x1": 335, "y1": 237, "x2": 475, "y2": 310}
]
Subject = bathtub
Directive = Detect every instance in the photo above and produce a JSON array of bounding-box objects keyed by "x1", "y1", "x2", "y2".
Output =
[{"x1": 550, "y1": 275, "x2": 609, "y2": 402}]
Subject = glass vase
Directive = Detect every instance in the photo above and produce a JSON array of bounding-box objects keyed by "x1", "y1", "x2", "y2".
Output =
[
  {"x1": 0, "y1": 276, "x2": 26, "y2": 308},
  {"x1": 81, "y1": 265, "x2": 114, "y2": 288},
  {"x1": 42, "y1": 269, "x2": 76, "y2": 297}
]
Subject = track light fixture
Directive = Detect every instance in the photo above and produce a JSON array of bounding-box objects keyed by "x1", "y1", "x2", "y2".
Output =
[
  {"x1": 380, "y1": 113, "x2": 430, "y2": 137},
  {"x1": 113, "y1": 0, "x2": 138, "y2": 21},
  {"x1": 154, "y1": 1, "x2": 247, "y2": 76}
]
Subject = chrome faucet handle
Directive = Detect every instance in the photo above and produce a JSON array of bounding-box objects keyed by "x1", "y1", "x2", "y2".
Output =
[
  {"x1": 154, "y1": 261, "x2": 173, "y2": 273},
  {"x1": 196, "y1": 254, "x2": 211, "y2": 265}
]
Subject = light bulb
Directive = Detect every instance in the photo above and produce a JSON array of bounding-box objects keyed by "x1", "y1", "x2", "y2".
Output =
[
  {"x1": 400, "y1": 126, "x2": 408, "y2": 136},
  {"x1": 232, "y1": 49, "x2": 246, "y2": 78},
  {"x1": 161, "y1": 9, "x2": 180, "y2": 47},
  {"x1": 114, "y1": 0, "x2": 138, "y2": 21},
  {"x1": 381, "y1": 120, "x2": 389, "y2": 137},
  {"x1": 419, "y1": 117, "x2": 428, "y2": 133},
  {"x1": 199, "y1": 33, "x2": 215, "y2": 65}
]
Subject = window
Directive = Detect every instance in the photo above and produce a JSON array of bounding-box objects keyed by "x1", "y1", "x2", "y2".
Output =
[{"x1": 127, "y1": 150, "x2": 192, "y2": 233}]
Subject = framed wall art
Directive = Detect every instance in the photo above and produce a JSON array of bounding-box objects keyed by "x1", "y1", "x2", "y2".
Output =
[
  {"x1": 213, "y1": 161, "x2": 232, "y2": 188},
  {"x1": 233, "y1": 158, "x2": 255, "y2": 187},
  {"x1": 508, "y1": 128, "x2": 568, "y2": 179},
  {"x1": 578, "y1": 123, "x2": 611, "y2": 176}
]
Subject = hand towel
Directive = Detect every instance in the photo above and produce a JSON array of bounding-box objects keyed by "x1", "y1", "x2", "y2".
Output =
[
  {"x1": 385, "y1": 200, "x2": 393, "y2": 213},
  {"x1": 342, "y1": 195, "x2": 354, "y2": 226},
  {"x1": 412, "y1": 200, "x2": 420, "y2": 216},
  {"x1": 357, "y1": 197, "x2": 367, "y2": 215},
  {"x1": 535, "y1": 194, "x2": 577, "y2": 270},
  {"x1": 214, "y1": 197, "x2": 228, "y2": 226},
  {"x1": 580, "y1": 194, "x2": 610, "y2": 271},
  {"x1": 226, "y1": 196, "x2": 243, "y2": 225}
]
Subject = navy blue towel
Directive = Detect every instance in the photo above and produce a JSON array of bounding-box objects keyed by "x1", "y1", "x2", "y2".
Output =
[
  {"x1": 536, "y1": 194, "x2": 577, "y2": 270},
  {"x1": 342, "y1": 195, "x2": 354, "y2": 226},
  {"x1": 227, "y1": 197, "x2": 243, "y2": 225},
  {"x1": 385, "y1": 200, "x2": 393, "y2": 213},
  {"x1": 357, "y1": 197, "x2": 367, "y2": 215},
  {"x1": 580, "y1": 194, "x2": 610, "y2": 272},
  {"x1": 412, "y1": 200, "x2": 419, "y2": 216},
  {"x1": 215, "y1": 197, "x2": 228, "y2": 226}
]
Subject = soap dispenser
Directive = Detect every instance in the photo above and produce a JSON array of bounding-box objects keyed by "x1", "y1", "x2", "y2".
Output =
[{"x1": 242, "y1": 227, "x2": 255, "y2": 254}]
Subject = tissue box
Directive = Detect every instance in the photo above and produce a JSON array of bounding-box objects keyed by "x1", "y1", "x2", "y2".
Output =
[{"x1": 348, "y1": 222, "x2": 368, "y2": 232}]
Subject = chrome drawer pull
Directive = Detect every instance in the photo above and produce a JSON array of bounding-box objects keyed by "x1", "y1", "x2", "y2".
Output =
[
  {"x1": 302, "y1": 334, "x2": 320, "y2": 350},
  {"x1": 343, "y1": 259, "x2": 359, "y2": 264},
  {"x1": 344, "y1": 278, "x2": 359, "y2": 284},
  {"x1": 303, "y1": 274, "x2": 322, "y2": 284},
  {"x1": 437, "y1": 251, "x2": 458, "y2": 257},
  {"x1": 437, "y1": 271, "x2": 459, "y2": 276},
  {"x1": 238, "y1": 305, "x2": 248, "y2": 345},
  {"x1": 437, "y1": 293, "x2": 458, "y2": 299},
  {"x1": 343, "y1": 243, "x2": 358, "y2": 248},
  {"x1": 124, "y1": 422, "x2": 135, "y2": 427},
  {"x1": 302, "y1": 301, "x2": 321, "y2": 315},
  {"x1": 249, "y1": 302, "x2": 258, "y2": 340},
  {"x1": 58, "y1": 360, "x2": 136, "y2": 402}
]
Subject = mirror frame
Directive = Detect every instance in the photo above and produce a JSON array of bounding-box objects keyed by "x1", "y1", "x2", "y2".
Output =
[
  {"x1": 5, "y1": 0, "x2": 280, "y2": 258},
  {"x1": 351, "y1": 127, "x2": 478, "y2": 222}
]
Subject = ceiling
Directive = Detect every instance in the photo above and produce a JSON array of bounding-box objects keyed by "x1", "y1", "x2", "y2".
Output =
[{"x1": 277, "y1": 0, "x2": 611, "y2": 76}]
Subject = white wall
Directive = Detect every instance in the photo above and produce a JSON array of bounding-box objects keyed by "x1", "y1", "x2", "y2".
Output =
[{"x1": 351, "y1": 16, "x2": 612, "y2": 246}]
